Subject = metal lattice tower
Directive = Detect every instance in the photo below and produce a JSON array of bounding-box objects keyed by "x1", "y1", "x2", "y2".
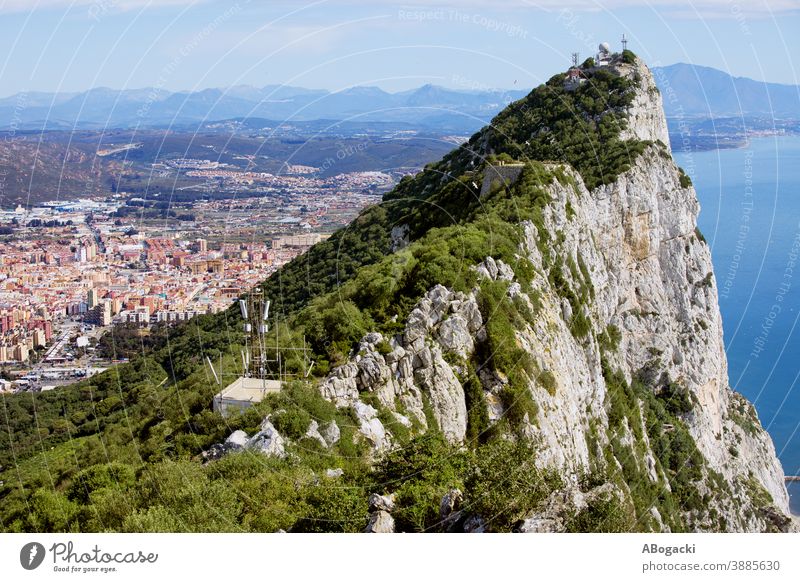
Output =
[
  {"x1": 621, "y1": 34, "x2": 628, "y2": 51},
  {"x1": 571, "y1": 52, "x2": 579, "y2": 68},
  {"x1": 239, "y1": 289, "x2": 275, "y2": 380},
  {"x1": 237, "y1": 289, "x2": 312, "y2": 383}
]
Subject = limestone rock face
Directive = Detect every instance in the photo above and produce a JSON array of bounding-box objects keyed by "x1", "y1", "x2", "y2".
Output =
[
  {"x1": 617, "y1": 57, "x2": 671, "y2": 148},
  {"x1": 318, "y1": 285, "x2": 479, "y2": 445},
  {"x1": 312, "y1": 58, "x2": 792, "y2": 532}
]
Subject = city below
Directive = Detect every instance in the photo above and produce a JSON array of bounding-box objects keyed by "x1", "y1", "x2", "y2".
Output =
[{"x1": 0, "y1": 162, "x2": 396, "y2": 393}]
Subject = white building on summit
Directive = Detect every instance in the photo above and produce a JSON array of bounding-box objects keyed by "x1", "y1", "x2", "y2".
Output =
[{"x1": 597, "y1": 41, "x2": 612, "y2": 65}]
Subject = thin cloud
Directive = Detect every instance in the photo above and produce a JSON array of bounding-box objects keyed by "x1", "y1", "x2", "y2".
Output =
[
  {"x1": 0, "y1": 0, "x2": 206, "y2": 14},
  {"x1": 3, "y1": 0, "x2": 800, "y2": 13},
  {"x1": 340, "y1": 0, "x2": 800, "y2": 16},
  {"x1": 0, "y1": 0, "x2": 797, "y2": 17}
]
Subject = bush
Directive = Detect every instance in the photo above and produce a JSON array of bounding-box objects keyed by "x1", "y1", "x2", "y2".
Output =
[
  {"x1": 372, "y1": 433, "x2": 469, "y2": 532},
  {"x1": 566, "y1": 487, "x2": 635, "y2": 532},
  {"x1": 487, "y1": 66, "x2": 647, "y2": 190},
  {"x1": 658, "y1": 382, "x2": 695, "y2": 416},
  {"x1": 68, "y1": 462, "x2": 136, "y2": 504},
  {"x1": 538, "y1": 370, "x2": 557, "y2": 396},
  {"x1": 302, "y1": 298, "x2": 374, "y2": 361},
  {"x1": 27, "y1": 489, "x2": 80, "y2": 532},
  {"x1": 678, "y1": 167, "x2": 692, "y2": 188},
  {"x1": 293, "y1": 485, "x2": 367, "y2": 533},
  {"x1": 464, "y1": 439, "x2": 558, "y2": 531},
  {"x1": 694, "y1": 226, "x2": 706, "y2": 244},
  {"x1": 621, "y1": 49, "x2": 637, "y2": 65},
  {"x1": 463, "y1": 371, "x2": 490, "y2": 443},
  {"x1": 271, "y1": 408, "x2": 312, "y2": 441},
  {"x1": 598, "y1": 324, "x2": 622, "y2": 353}
]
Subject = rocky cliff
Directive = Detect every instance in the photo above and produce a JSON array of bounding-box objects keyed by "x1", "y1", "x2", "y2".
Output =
[{"x1": 303, "y1": 55, "x2": 793, "y2": 532}]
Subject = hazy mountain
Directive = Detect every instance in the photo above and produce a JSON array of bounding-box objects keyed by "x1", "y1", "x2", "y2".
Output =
[
  {"x1": 0, "y1": 83, "x2": 527, "y2": 132},
  {"x1": 2, "y1": 63, "x2": 796, "y2": 135},
  {"x1": 652, "y1": 63, "x2": 800, "y2": 117}
]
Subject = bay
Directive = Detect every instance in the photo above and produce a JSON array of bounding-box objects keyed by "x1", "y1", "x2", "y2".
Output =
[{"x1": 675, "y1": 135, "x2": 800, "y2": 514}]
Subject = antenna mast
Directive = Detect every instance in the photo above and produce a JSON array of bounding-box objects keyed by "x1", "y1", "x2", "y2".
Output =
[
  {"x1": 621, "y1": 34, "x2": 628, "y2": 51},
  {"x1": 237, "y1": 289, "x2": 312, "y2": 386},
  {"x1": 571, "y1": 52, "x2": 579, "y2": 68}
]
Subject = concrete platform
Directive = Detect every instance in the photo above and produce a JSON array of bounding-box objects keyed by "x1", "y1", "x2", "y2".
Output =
[{"x1": 213, "y1": 376, "x2": 282, "y2": 417}]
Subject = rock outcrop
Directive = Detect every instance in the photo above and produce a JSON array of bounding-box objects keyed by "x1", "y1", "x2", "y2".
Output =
[
  {"x1": 203, "y1": 420, "x2": 287, "y2": 461},
  {"x1": 617, "y1": 57, "x2": 671, "y2": 147},
  {"x1": 246, "y1": 420, "x2": 286, "y2": 458},
  {"x1": 365, "y1": 493, "x2": 397, "y2": 533},
  {"x1": 319, "y1": 287, "x2": 483, "y2": 446}
]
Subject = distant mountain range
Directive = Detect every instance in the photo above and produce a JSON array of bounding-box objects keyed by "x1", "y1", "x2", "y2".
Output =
[
  {"x1": 0, "y1": 84, "x2": 528, "y2": 133},
  {"x1": 0, "y1": 64, "x2": 797, "y2": 134},
  {"x1": 651, "y1": 63, "x2": 800, "y2": 117}
]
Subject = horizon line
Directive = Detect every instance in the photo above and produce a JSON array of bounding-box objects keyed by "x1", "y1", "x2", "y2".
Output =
[{"x1": 1, "y1": 62, "x2": 797, "y2": 101}]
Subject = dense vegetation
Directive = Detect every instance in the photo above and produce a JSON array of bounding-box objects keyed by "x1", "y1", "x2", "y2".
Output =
[
  {"x1": 95, "y1": 322, "x2": 172, "y2": 361},
  {"x1": 485, "y1": 67, "x2": 648, "y2": 190}
]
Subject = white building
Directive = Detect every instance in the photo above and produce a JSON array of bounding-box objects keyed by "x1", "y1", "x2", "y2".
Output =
[{"x1": 596, "y1": 41, "x2": 612, "y2": 66}]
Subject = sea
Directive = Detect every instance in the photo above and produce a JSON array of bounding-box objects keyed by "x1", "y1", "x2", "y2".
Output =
[{"x1": 674, "y1": 135, "x2": 800, "y2": 515}]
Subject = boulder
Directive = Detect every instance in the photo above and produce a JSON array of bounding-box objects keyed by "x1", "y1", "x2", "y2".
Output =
[
  {"x1": 369, "y1": 493, "x2": 396, "y2": 513},
  {"x1": 440, "y1": 488, "x2": 463, "y2": 520},
  {"x1": 357, "y1": 354, "x2": 391, "y2": 390},
  {"x1": 322, "y1": 420, "x2": 341, "y2": 446},
  {"x1": 353, "y1": 401, "x2": 389, "y2": 450},
  {"x1": 463, "y1": 515, "x2": 487, "y2": 533},
  {"x1": 436, "y1": 315, "x2": 474, "y2": 358},
  {"x1": 305, "y1": 420, "x2": 328, "y2": 448},
  {"x1": 246, "y1": 420, "x2": 286, "y2": 458},
  {"x1": 225, "y1": 430, "x2": 249, "y2": 448},
  {"x1": 413, "y1": 347, "x2": 467, "y2": 443},
  {"x1": 476, "y1": 257, "x2": 499, "y2": 280},
  {"x1": 320, "y1": 375, "x2": 358, "y2": 407},
  {"x1": 201, "y1": 443, "x2": 236, "y2": 461},
  {"x1": 364, "y1": 510, "x2": 395, "y2": 533},
  {"x1": 496, "y1": 259, "x2": 515, "y2": 281}
]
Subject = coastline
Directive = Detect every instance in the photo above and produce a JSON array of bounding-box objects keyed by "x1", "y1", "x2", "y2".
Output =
[{"x1": 788, "y1": 482, "x2": 800, "y2": 516}]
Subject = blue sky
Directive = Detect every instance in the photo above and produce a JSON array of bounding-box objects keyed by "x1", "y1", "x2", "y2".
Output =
[{"x1": 0, "y1": 0, "x2": 798, "y2": 96}]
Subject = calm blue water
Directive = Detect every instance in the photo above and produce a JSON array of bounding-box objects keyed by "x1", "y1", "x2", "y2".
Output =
[{"x1": 675, "y1": 136, "x2": 800, "y2": 515}]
